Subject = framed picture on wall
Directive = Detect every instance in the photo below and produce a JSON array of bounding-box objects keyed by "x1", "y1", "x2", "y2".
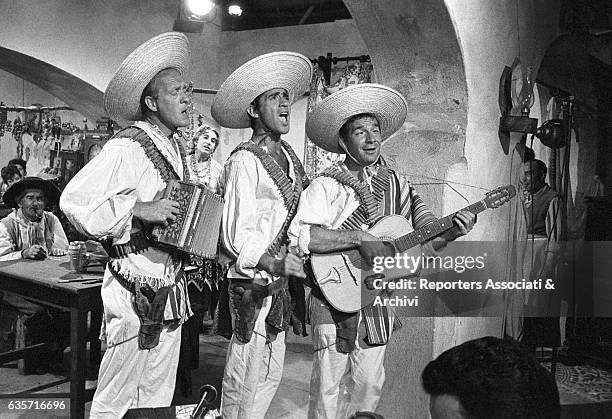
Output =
[
  {"x1": 81, "y1": 134, "x2": 109, "y2": 163},
  {"x1": 49, "y1": 150, "x2": 60, "y2": 175},
  {"x1": 49, "y1": 150, "x2": 83, "y2": 186},
  {"x1": 59, "y1": 151, "x2": 84, "y2": 185}
]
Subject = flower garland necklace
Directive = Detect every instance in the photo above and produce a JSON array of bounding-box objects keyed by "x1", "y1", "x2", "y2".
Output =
[{"x1": 189, "y1": 153, "x2": 211, "y2": 184}]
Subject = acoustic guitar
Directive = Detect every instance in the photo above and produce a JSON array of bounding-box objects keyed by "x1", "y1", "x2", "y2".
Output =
[{"x1": 310, "y1": 185, "x2": 516, "y2": 313}]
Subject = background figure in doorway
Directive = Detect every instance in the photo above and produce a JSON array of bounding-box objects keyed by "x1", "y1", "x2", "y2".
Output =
[{"x1": 520, "y1": 158, "x2": 563, "y2": 350}]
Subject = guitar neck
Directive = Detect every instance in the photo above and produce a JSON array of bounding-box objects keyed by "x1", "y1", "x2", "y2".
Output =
[{"x1": 394, "y1": 200, "x2": 487, "y2": 252}]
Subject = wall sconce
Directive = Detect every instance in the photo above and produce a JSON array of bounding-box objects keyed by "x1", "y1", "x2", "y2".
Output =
[{"x1": 499, "y1": 66, "x2": 539, "y2": 134}]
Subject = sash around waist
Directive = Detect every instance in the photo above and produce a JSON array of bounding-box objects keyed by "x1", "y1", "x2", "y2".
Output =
[{"x1": 107, "y1": 251, "x2": 182, "y2": 290}]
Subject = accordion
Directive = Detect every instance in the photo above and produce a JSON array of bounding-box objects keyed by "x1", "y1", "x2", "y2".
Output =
[{"x1": 151, "y1": 180, "x2": 224, "y2": 259}]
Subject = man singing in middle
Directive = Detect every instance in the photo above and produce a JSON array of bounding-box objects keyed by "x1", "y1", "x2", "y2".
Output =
[{"x1": 211, "y1": 51, "x2": 312, "y2": 419}]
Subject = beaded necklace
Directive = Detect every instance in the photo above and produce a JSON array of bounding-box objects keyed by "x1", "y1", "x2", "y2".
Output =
[{"x1": 189, "y1": 154, "x2": 212, "y2": 184}]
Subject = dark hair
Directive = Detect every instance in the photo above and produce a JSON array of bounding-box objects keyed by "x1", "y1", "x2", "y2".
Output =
[
  {"x1": 8, "y1": 158, "x2": 26, "y2": 172},
  {"x1": 525, "y1": 159, "x2": 547, "y2": 178},
  {"x1": 1, "y1": 164, "x2": 22, "y2": 184},
  {"x1": 339, "y1": 113, "x2": 379, "y2": 141},
  {"x1": 522, "y1": 146, "x2": 536, "y2": 163},
  {"x1": 248, "y1": 93, "x2": 264, "y2": 130},
  {"x1": 422, "y1": 336, "x2": 560, "y2": 419}
]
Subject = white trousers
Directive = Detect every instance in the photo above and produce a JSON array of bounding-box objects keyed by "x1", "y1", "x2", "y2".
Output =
[
  {"x1": 221, "y1": 296, "x2": 286, "y2": 419},
  {"x1": 309, "y1": 322, "x2": 386, "y2": 419},
  {"x1": 89, "y1": 274, "x2": 182, "y2": 419}
]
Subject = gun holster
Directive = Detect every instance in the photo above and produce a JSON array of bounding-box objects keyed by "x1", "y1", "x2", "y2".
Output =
[
  {"x1": 229, "y1": 277, "x2": 289, "y2": 343},
  {"x1": 132, "y1": 282, "x2": 171, "y2": 350}
]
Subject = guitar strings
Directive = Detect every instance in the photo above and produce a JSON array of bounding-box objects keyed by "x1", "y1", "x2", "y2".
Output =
[
  {"x1": 397, "y1": 173, "x2": 492, "y2": 192},
  {"x1": 323, "y1": 176, "x2": 513, "y2": 279}
]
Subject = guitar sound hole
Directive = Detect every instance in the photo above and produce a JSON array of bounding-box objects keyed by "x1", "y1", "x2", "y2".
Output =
[{"x1": 364, "y1": 274, "x2": 385, "y2": 290}]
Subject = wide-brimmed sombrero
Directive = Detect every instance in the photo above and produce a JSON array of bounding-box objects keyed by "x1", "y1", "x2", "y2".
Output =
[
  {"x1": 104, "y1": 32, "x2": 190, "y2": 122},
  {"x1": 305, "y1": 83, "x2": 408, "y2": 154},
  {"x1": 211, "y1": 51, "x2": 313, "y2": 129},
  {"x1": 3, "y1": 177, "x2": 61, "y2": 208}
]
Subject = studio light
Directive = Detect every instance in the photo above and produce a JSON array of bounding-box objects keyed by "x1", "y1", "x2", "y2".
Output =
[
  {"x1": 185, "y1": 0, "x2": 215, "y2": 17},
  {"x1": 173, "y1": 0, "x2": 216, "y2": 33},
  {"x1": 535, "y1": 119, "x2": 566, "y2": 149},
  {"x1": 228, "y1": 4, "x2": 243, "y2": 16}
]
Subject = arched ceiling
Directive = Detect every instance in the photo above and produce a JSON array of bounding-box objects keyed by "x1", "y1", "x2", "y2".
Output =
[{"x1": 0, "y1": 46, "x2": 105, "y2": 122}]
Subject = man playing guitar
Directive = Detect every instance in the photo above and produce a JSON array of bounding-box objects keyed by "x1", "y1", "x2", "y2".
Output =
[{"x1": 288, "y1": 83, "x2": 476, "y2": 418}]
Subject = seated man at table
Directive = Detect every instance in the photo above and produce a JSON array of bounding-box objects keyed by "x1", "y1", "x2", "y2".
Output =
[{"x1": 0, "y1": 177, "x2": 70, "y2": 374}]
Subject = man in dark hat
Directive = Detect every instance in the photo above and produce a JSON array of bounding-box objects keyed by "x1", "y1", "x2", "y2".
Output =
[
  {"x1": 0, "y1": 176, "x2": 67, "y2": 261},
  {"x1": 0, "y1": 176, "x2": 69, "y2": 373}
]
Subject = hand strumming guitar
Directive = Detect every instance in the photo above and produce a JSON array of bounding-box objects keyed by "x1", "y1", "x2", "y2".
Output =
[{"x1": 358, "y1": 231, "x2": 395, "y2": 266}]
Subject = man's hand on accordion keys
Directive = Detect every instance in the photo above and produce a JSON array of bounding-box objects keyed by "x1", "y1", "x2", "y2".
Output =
[{"x1": 133, "y1": 199, "x2": 181, "y2": 227}]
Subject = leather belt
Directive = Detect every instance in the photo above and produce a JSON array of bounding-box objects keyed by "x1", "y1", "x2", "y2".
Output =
[{"x1": 101, "y1": 231, "x2": 151, "y2": 259}]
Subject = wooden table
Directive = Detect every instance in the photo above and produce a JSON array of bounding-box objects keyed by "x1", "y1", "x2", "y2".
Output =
[{"x1": 0, "y1": 256, "x2": 103, "y2": 418}]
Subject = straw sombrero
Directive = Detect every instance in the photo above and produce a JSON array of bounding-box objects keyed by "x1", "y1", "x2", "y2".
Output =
[
  {"x1": 104, "y1": 32, "x2": 190, "y2": 122},
  {"x1": 306, "y1": 83, "x2": 408, "y2": 154},
  {"x1": 211, "y1": 52, "x2": 313, "y2": 129},
  {"x1": 3, "y1": 177, "x2": 61, "y2": 208}
]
